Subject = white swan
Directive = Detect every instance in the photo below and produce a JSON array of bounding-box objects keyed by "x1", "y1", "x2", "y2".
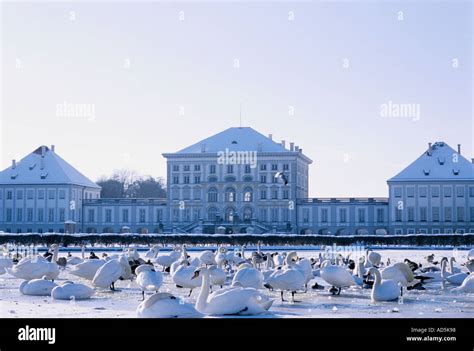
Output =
[
  {"x1": 136, "y1": 264, "x2": 163, "y2": 300},
  {"x1": 10, "y1": 256, "x2": 59, "y2": 281},
  {"x1": 231, "y1": 257, "x2": 264, "y2": 289},
  {"x1": 51, "y1": 281, "x2": 95, "y2": 300},
  {"x1": 295, "y1": 258, "x2": 313, "y2": 290},
  {"x1": 192, "y1": 267, "x2": 273, "y2": 316},
  {"x1": 144, "y1": 245, "x2": 160, "y2": 259},
  {"x1": 441, "y1": 259, "x2": 468, "y2": 286},
  {"x1": 447, "y1": 257, "x2": 462, "y2": 274},
  {"x1": 215, "y1": 247, "x2": 228, "y2": 267},
  {"x1": 19, "y1": 277, "x2": 58, "y2": 296},
  {"x1": 467, "y1": 249, "x2": 474, "y2": 261},
  {"x1": 70, "y1": 259, "x2": 106, "y2": 281},
  {"x1": 199, "y1": 250, "x2": 217, "y2": 266},
  {"x1": 0, "y1": 256, "x2": 13, "y2": 275},
  {"x1": 320, "y1": 260, "x2": 358, "y2": 295},
  {"x1": 136, "y1": 292, "x2": 202, "y2": 318},
  {"x1": 66, "y1": 256, "x2": 83, "y2": 265},
  {"x1": 153, "y1": 247, "x2": 181, "y2": 271},
  {"x1": 209, "y1": 265, "x2": 226, "y2": 289},
  {"x1": 381, "y1": 262, "x2": 415, "y2": 288},
  {"x1": 92, "y1": 256, "x2": 129, "y2": 290},
  {"x1": 367, "y1": 250, "x2": 382, "y2": 267},
  {"x1": 172, "y1": 260, "x2": 202, "y2": 296},
  {"x1": 452, "y1": 274, "x2": 474, "y2": 293},
  {"x1": 367, "y1": 267, "x2": 400, "y2": 302},
  {"x1": 266, "y1": 252, "x2": 306, "y2": 301}
]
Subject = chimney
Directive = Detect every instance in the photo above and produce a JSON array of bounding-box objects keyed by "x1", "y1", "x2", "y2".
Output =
[
  {"x1": 41, "y1": 145, "x2": 46, "y2": 157},
  {"x1": 11, "y1": 159, "x2": 16, "y2": 169},
  {"x1": 40, "y1": 157, "x2": 44, "y2": 170},
  {"x1": 427, "y1": 142, "x2": 432, "y2": 156},
  {"x1": 200, "y1": 143, "x2": 206, "y2": 153},
  {"x1": 457, "y1": 144, "x2": 461, "y2": 154},
  {"x1": 281, "y1": 140, "x2": 286, "y2": 149},
  {"x1": 295, "y1": 145, "x2": 299, "y2": 152},
  {"x1": 51, "y1": 145, "x2": 55, "y2": 152},
  {"x1": 299, "y1": 148, "x2": 303, "y2": 153},
  {"x1": 471, "y1": 158, "x2": 474, "y2": 164},
  {"x1": 268, "y1": 134, "x2": 273, "y2": 141},
  {"x1": 290, "y1": 142, "x2": 294, "y2": 151}
]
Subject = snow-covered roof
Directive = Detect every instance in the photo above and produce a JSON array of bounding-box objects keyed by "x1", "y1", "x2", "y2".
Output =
[
  {"x1": 173, "y1": 127, "x2": 293, "y2": 154},
  {"x1": 0, "y1": 146, "x2": 100, "y2": 188},
  {"x1": 388, "y1": 142, "x2": 474, "y2": 182}
]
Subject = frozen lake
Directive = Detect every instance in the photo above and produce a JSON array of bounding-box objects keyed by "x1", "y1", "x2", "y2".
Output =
[{"x1": 1, "y1": 248, "x2": 473, "y2": 318}]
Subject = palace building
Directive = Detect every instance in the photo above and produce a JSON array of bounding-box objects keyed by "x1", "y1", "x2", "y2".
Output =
[{"x1": 0, "y1": 128, "x2": 473, "y2": 235}]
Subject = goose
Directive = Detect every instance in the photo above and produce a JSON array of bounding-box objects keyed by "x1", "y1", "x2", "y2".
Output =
[
  {"x1": 452, "y1": 274, "x2": 474, "y2": 293},
  {"x1": 192, "y1": 267, "x2": 273, "y2": 316},
  {"x1": 0, "y1": 256, "x2": 13, "y2": 275},
  {"x1": 320, "y1": 259, "x2": 358, "y2": 295},
  {"x1": 51, "y1": 281, "x2": 95, "y2": 300},
  {"x1": 231, "y1": 257, "x2": 264, "y2": 289},
  {"x1": 266, "y1": 252, "x2": 306, "y2": 302},
  {"x1": 199, "y1": 250, "x2": 217, "y2": 267},
  {"x1": 19, "y1": 277, "x2": 58, "y2": 296},
  {"x1": 136, "y1": 292, "x2": 202, "y2": 318},
  {"x1": 92, "y1": 256, "x2": 130, "y2": 290},
  {"x1": 172, "y1": 259, "x2": 202, "y2": 296},
  {"x1": 70, "y1": 259, "x2": 106, "y2": 281},
  {"x1": 441, "y1": 259, "x2": 468, "y2": 287},
  {"x1": 10, "y1": 256, "x2": 59, "y2": 281},
  {"x1": 135, "y1": 264, "x2": 163, "y2": 300},
  {"x1": 367, "y1": 267, "x2": 400, "y2": 302},
  {"x1": 153, "y1": 246, "x2": 181, "y2": 271}
]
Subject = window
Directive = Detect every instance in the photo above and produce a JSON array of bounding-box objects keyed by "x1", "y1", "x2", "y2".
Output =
[
  {"x1": 122, "y1": 209, "x2": 129, "y2": 222},
  {"x1": 59, "y1": 190, "x2": 66, "y2": 199},
  {"x1": 171, "y1": 187, "x2": 179, "y2": 200},
  {"x1": 432, "y1": 207, "x2": 440, "y2": 221},
  {"x1": 377, "y1": 208, "x2": 384, "y2": 222},
  {"x1": 48, "y1": 208, "x2": 54, "y2": 222},
  {"x1": 272, "y1": 174, "x2": 278, "y2": 183},
  {"x1": 38, "y1": 209, "x2": 44, "y2": 222},
  {"x1": 183, "y1": 165, "x2": 190, "y2": 172},
  {"x1": 243, "y1": 188, "x2": 253, "y2": 202},
  {"x1": 207, "y1": 207, "x2": 217, "y2": 221},
  {"x1": 6, "y1": 208, "x2": 12, "y2": 222},
  {"x1": 456, "y1": 187, "x2": 464, "y2": 197},
  {"x1": 193, "y1": 187, "x2": 201, "y2": 200},
  {"x1": 17, "y1": 190, "x2": 23, "y2": 200},
  {"x1": 260, "y1": 175, "x2": 267, "y2": 183},
  {"x1": 272, "y1": 189, "x2": 278, "y2": 199},
  {"x1": 88, "y1": 209, "x2": 95, "y2": 222},
  {"x1": 283, "y1": 190, "x2": 289, "y2": 199},
  {"x1": 173, "y1": 176, "x2": 179, "y2": 184},
  {"x1": 183, "y1": 176, "x2": 190, "y2": 184},
  {"x1": 444, "y1": 187, "x2": 452, "y2": 197},
  {"x1": 395, "y1": 208, "x2": 402, "y2": 222},
  {"x1": 395, "y1": 229, "x2": 403, "y2": 235},
  {"x1": 283, "y1": 164, "x2": 289, "y2": 171},
  {"x1": 358, "y1": 208, "x2": 366, "y2": 223},
  {"x1": 209, "y1": 165, "x2": 216, "y2": 174},
  {"x1": 470, "y1": 207, "x2": 474, "y2": 222},
  {"x1": 172, "y1": 209, "x2": 179, "y2": 222},
  {"x1": 226, "y1": 165, "x2": 233, "y2": 174},
  {"x1": 339, "y1": 209, "x2": 347, "y2": 223},
  {"x1": 260, "y1": 190, "x2": 267, "y2": 200},
  {"x1": 156, "y1": 209, "x2": 163, "y2": 222},
  {"x1": 260, "y1": 164, "x2": 267, "y2": 171},
  {"x1": 457, "y1": 207, "x2": 464, "y2": 222},
  {"x1": 48, "y1": 190, "x2": 55, "y2": 200},
  {"x1": 17, "y1": 208, "x2": 22, "y2": 222},
  {"x1": 394, "y1": 187, "x2": 402, "y2": 197},
  {"x1": 420, "y1": 207, "x2": 427, "y2": 222},
  {"x1": 182, "y1": 187, "x2": 190, "y2": 200},
  {"x1": 271, "y1": 164, "x2": 278, "y2": 171},
  {"x1": 59, "y1": 208, "x2": 65, "y2": 222},
  {"x1": 208, "y1": 188, "x2": 218, "y2": 202},
  {"x1": 431, "y1": 187, "x2": 439, "y2": 197},
  {"x1": 270, "y1": 208, "x2": 278, "y2": 222},
  {"x1": 407, "y1": 187, "x2": 415, "y2": 197},
  {"x1": 419, "y1": 187, "x2": 427, "y2": 198},
  {"x1": 194, "y1": 165, "x2": 200, "y2": 171},
  {"x1": 407, "y1": 207, "x2": 414, "y2": 221},
  {"x1": 194, "y1": 175, "x2": 200, "y2": 184},
  {"x1": 27, "y1": 208, "x2": 33, "y2": 222},
  {"x1": 259, "y1": 208, "x2": 267, "y2": 222},
  {"x1": 7, "y1": 190, "x2": 13, "y2": 200},
  {"x1": 139, "y1": 209, "x2": 146, "y2": 223},
  {"x1": 282, "y1": 208, "x2": 289, "y2": 222},
  {"x1": 321, "y1": 208, "x2": 328, "y2": 223},
  {"x1": 27, "y1": 190, "x2": 34, "y2": 199},
  {"x1": 303, "y1": 208, "x2": 310, "y2": 223},
  {"x1": 105, "y1": 209, "x2": 112, "y2": 223},
  {"x1": 445, "y1": 207, "x2": 452, "y2": 222},
  {"x1": 173, "y1": 165, "x2": 179, "y2": 172},
  {"x1": 193, "y1": 208, "x2": 200, "y2": 221},
  {"x1": 244, "y1": 165, "x2": 251, "y2": 174},
  {"x1": 470, "y1": 187, "x2": 474, "y2": 197}
]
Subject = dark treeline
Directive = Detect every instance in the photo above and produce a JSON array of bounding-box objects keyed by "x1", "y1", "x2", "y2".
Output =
[{"x1": 96, "y1": 169, "x2": 166, "y2": 198}]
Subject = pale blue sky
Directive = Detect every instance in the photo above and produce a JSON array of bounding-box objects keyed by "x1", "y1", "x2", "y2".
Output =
[{"x1": 1, "y1": 1, "x2": 472, "y2": 197}]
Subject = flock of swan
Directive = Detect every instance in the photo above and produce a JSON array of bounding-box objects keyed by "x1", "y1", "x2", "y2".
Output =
[{"x1": 1, "y1": 244, "x2": 473, "y2": 318}]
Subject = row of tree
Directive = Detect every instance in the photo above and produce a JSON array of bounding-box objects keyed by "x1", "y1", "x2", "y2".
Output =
[{"x1": 96, "y1": 170, "x2": 166, "y2": 198}]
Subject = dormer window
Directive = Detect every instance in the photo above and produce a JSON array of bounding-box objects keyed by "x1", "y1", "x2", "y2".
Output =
[
  {"x1": 29, "y1": 163, "x2": 36, "y2": 170},
  {"x1": 437, "y1": 157, "x2": 445, "y2": 165},
  {"x1": 423, "y1": 169, "x2": 430, "y2": 176},
  {"x1": 40, "y1": 172, "x2": 48, "y2": 179},
  {"x1": 231, "y1": 140, "x2": 238, "y2": 144},
  {"x1": 453, "y1": 168, "x2": 460, "y2": 175}
]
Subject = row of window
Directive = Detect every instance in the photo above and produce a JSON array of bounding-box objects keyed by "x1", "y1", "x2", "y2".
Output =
[
  {"x1": 170, "y1": 187, "x2": 291, "y2": 201},
  {"x1": 172, "y1": 172, "x2": 290, "y2": 185},
  {"x1": 172, "y1": 163, "x2": 290, "y2": 173},
  {"x1": 170, "y1": 206, "x2": 291, "y2": 223},
  {"x1": 393, "y1": 186, "x2": 474, "y2": 198},
  {"x1": 301, "y1": 208, "x2": 386, "y2": 223},
  {"x1": 4, "y1": 208, "x2": 76, "y2": 223},
  {"x1": 394, "y1": 228, "x2": 474, "y2": 235},
  {"x1": 0, "y1": 189, "x2": 99, "y2": 201},
  {"x1": 89, "y1": 208, "x2": 164, "y2": 223},
  {"x1": 394, "y1": 206, "x2": 474, "y2": 222}
]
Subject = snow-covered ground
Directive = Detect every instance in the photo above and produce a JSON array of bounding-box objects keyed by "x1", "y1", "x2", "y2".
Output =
[{"x1": 1, "y1": 248, "x2": 473, "y2": 318}]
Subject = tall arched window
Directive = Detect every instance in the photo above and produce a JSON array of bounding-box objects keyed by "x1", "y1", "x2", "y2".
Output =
[
  {"x1": 225, "y1": 207, "x2": 235, "y2": 222},
  {"x1": 243, "y1": 207, "x2": 253, "y2": 222},
  {"x1": 193, "y1": 186, "x2": 201, "y2": 200},
  {"x1": 225, "y1": 187, "x2": 236, "y2": 202},
  {"x1": 182, "y1": 186, "x2": 191, "y2": 200},
  {"x1": 243, "y1": 187, "x2": 253, "y2": 202},
  {"x1": 208, "y1": 207, "x2": 217, "y2": 221},
  {"x1": 207, "y1": 187, "x2": 218, "y2": 202}
]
